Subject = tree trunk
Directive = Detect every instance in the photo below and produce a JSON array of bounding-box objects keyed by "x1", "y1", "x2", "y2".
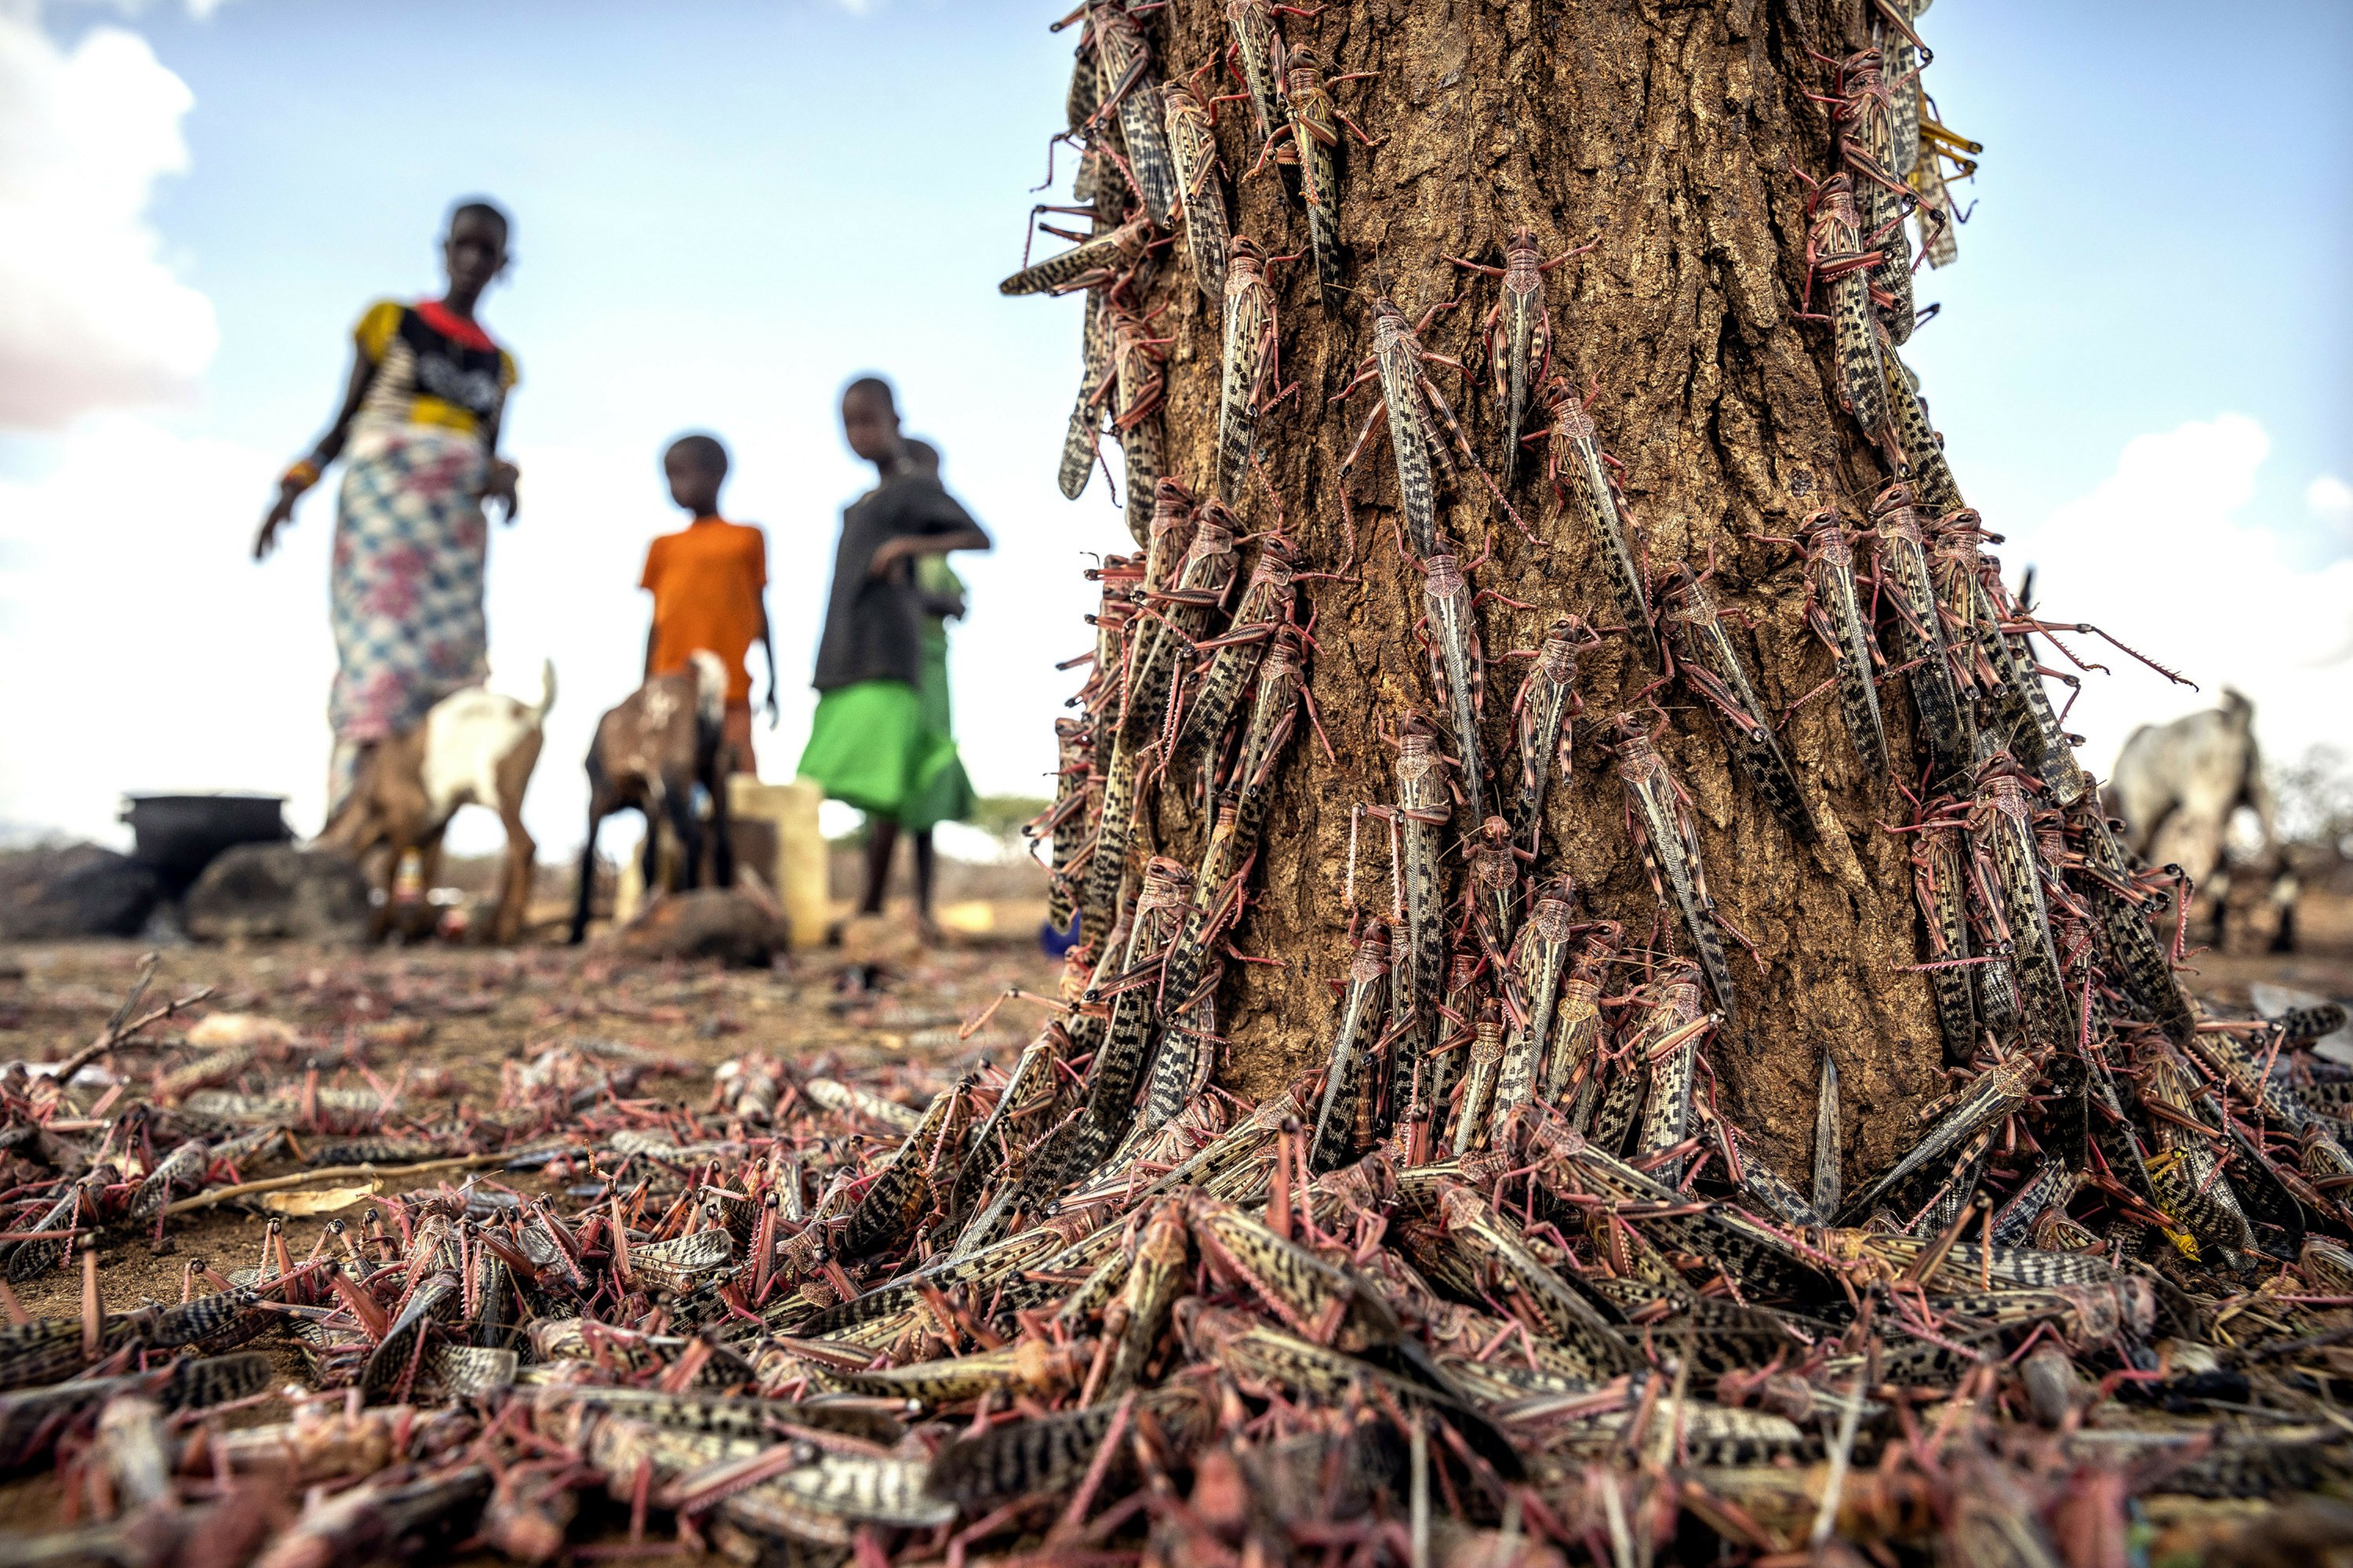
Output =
[{"x1": 1049, "y1": 0, "x2": 1955, "y2": 1190}]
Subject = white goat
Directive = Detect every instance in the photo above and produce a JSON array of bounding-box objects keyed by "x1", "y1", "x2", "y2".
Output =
[{"x1": 319, "y1": 660, "x2": 557, "y2": 944}]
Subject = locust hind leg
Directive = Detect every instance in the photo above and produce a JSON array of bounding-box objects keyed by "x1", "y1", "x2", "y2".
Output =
[
  {"x1": 1631, "y1": 820, "x2": 1737, "y2": 1029},
  {"x1": 1120, "y1": 414, "x2": 1164, "y2": 550},
  {"x1": 1685, "y1": 904, "x2": 1740, "y2": 1031},
  {"x1": 1832, "y1": 273, "x2": 1889, "y2": 440},
  {"x1": 1417, "y1": 369, "x2": 1536, "y2": 545},
  {"x1": 1306, "y1": 204, "x2": 1345, "y2": 313},
  {"x1": 1830, "y1": 597, "x2": 1892, "y2": 777},
  {"x1": 1813, "y1": 1053, "x2": 1842, "y2": 1218}
]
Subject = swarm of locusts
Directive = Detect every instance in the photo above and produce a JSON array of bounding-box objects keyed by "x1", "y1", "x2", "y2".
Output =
[{"x1": 2, "y1": 4, "x2": 2348, "y2": 1566}]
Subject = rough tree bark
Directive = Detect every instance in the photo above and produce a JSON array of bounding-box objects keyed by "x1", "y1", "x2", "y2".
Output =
[{"x1": 1071, "y1": 0, "x2": 1955, "y2": 1189}]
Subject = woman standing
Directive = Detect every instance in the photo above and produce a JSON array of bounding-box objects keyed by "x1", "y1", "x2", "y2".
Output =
[{"x1": 253, "y1": 199, "x2": 522, "y2": 822}]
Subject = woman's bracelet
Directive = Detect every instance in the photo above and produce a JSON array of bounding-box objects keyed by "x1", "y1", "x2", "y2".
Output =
[{"x1": 281, "y1": 457, "x2": 323, "y2": 492}]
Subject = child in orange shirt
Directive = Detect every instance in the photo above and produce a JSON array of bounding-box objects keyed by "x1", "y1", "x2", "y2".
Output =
[{"x1": 640, "y1": 434, "x2": 776, "y2": 773}]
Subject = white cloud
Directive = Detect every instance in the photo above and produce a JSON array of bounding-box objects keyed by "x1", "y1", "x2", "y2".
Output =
[
  {"x1": 35, "y1": 2, "x2": 239, "y2": 24},
  {"x1": 0, "y1": 5, "x2": 216, "y2": 429},
  {"x1": 2007, "y1": 415, "x2": 2353, "y2": 779},
  {"x1": 2308, "y1": 473, "x2": 2353, "y2": 532},
  {"x1": 0, "y1": 417, "x2": 323, "y2": 842}
]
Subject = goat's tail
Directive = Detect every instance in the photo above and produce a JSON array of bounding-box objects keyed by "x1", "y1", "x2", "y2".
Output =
[
  {"x1": 533, "y1": 658, "x2": 558, "y2": 722},
  {"x1": 689, "y1": 649, "x2": 727, "y2": 729}
]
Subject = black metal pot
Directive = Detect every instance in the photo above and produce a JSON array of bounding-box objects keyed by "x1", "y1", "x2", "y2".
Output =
[{"x1": 120, "y1": 793, "x2": 292, "y2": 895}]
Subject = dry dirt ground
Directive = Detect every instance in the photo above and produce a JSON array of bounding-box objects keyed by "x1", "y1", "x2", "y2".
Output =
[
  {"x1": 2, "y1": 927, "x2": 2347, "y2": 1276},
  {"x1": 0, "y1": 930, "x2": 1057, "y2": 1545},
  {"x1": 2, "y1": 926, "x2": 2349, "y2": 1558}
]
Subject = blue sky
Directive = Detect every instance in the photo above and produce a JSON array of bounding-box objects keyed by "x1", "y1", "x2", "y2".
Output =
[
  {"x1": 1898, "y1": 0, "x2": 2351, "y2": 551},
  {"x1": 1, "y1": 0, "x2": 2346, "y2": 855}
]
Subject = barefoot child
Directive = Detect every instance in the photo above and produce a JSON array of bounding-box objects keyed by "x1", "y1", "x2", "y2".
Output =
[
  {"x1": 798, "y1": 378, "x2": 991, "y2": 927},
  {"x1": 640, "y1": 434, "x2": 776, "y2": 773}
]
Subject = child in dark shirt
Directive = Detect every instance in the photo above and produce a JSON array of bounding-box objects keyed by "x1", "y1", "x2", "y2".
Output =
[{"x1": 795, "y1": 377, "x2": 990, "y2": 926}]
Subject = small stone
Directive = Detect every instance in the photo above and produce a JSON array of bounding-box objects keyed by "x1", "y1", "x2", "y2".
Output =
[
  {"x1": 616, "y1": 887, "x2": 786, "y2": 968},
  {"x1": 183, "y1": 843, "x2": 370, "y2": 944},
  {"x1": 0, "y1": 844, "x2": 159, "y2": 940}
]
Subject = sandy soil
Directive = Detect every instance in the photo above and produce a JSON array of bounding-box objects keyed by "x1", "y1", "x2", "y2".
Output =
[
  {"x1": 0, "y1": 921, "x2": 2346, "y2": 1549},
  {"x1": 2, "y1": 920, "x2": 2342, "y2": 1333},
  {"x1": 0, "y1": 930, "x2": 1057, "y2": 1540}
]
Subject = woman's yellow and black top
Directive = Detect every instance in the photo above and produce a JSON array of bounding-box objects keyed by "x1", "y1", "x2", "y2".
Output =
[{"x1": 351, "y1": 298, "x2": 518, "y2": 442}]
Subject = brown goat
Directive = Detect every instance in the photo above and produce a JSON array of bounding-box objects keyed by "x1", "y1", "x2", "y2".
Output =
[
  {"x1": 318, "y1": 661, "x2": 556, "y2": 944},
  {"x1": 570, "y1": 650, "x2": 734, "y2": 944}
]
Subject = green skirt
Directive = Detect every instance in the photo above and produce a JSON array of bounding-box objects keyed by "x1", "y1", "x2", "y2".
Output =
[
  {"x1": 906, "y1": 620, "x2": 976, "y2": 830},
  {"x1": 798, "y1": 671, "x2": 971, "y2": 831}
]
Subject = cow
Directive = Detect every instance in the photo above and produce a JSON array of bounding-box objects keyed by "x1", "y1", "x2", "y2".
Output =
[{"x1": 2107, "y1": 688, "x2": 2275, "y2": 889}]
